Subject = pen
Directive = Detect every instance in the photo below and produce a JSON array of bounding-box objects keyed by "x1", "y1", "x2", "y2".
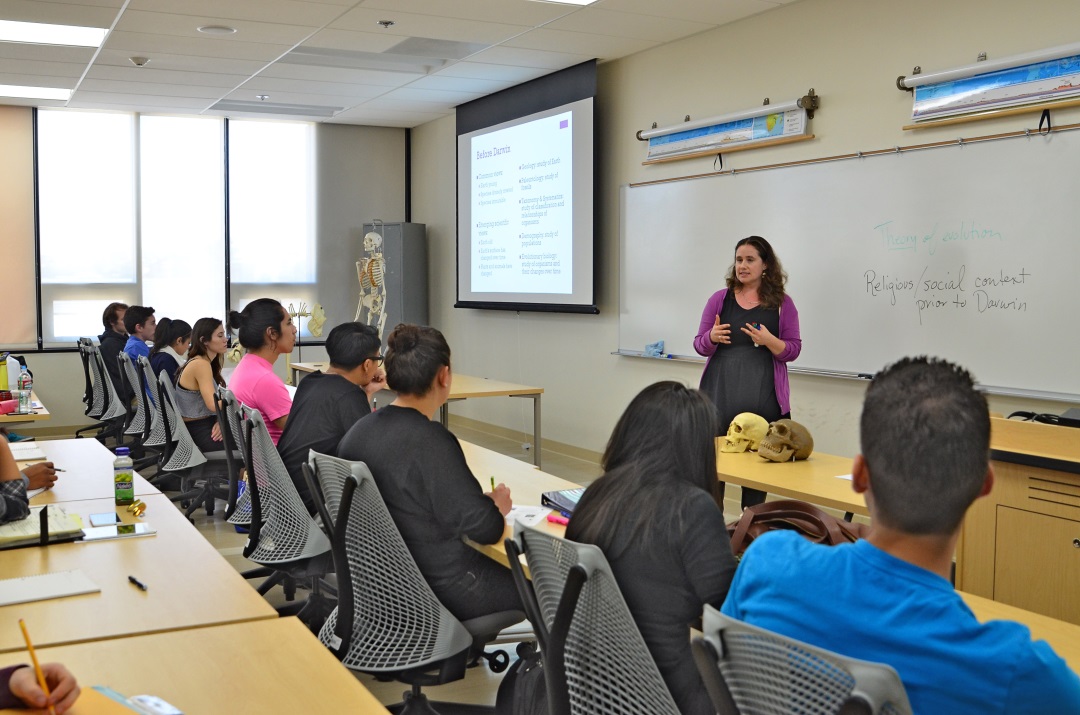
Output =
[
  {"x1": 53, "y1": 468, "x2": 66, "y2": 472},
  {"x1": 18, "y1": 619, "x2": 56, "y2": 715},
  {"x1": 128, "y1": 575, "x2": 148, "y2": 591},
  {"x1": 490, "y1": 476, "x2": 496, "y2": 491}
]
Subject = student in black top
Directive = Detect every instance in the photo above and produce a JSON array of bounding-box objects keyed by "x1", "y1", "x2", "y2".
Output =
[
  {"x1": 566, "y1": 381, "x2": 737, "y2": 715},
  {"x1": 97, "y1": 301, "x2": 128, "y2": 395},
  {"x1": 148, "y1": 317, "x2": 191, "y2": 385},
  {"x1": 277, "y1": 322, "x2": 386, "y2": 513},
  {"x1": 336, "y1": 323, "x2": 523, "y2": 622}
]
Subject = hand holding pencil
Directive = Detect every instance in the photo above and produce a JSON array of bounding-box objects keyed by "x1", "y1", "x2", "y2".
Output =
[{"x1": 14, "y1": 620, "x2": 80, "y2": 713}]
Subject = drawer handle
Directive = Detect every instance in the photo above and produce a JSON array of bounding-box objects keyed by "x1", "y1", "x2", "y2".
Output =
[{"x1": 1074, "y1": 538, "x2": 1080, "y2": 548}]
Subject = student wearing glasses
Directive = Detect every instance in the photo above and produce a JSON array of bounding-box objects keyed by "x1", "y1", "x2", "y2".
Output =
[{"x1": 277, "y1": 322, "x2": 385, "y2": 514}]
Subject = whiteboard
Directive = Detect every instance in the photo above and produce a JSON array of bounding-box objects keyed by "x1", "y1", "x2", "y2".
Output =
[{"x1": 619, "y1": 129, "x2": 1080, "y2": 400}]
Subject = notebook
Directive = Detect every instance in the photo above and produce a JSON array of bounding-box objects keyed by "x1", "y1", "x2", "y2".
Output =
[
  {"x1": 540, "y1": 487, "x2": 585, "y2": 516},
  {"x1": 7, "y1": 442, "x2": 47, "y2": 461},
  {"x1": 0, "y1": 569, "x2": 100, "y2": 607},
  {"x1": 0, "y1": 505, "x2": 84, "y2": 549}
]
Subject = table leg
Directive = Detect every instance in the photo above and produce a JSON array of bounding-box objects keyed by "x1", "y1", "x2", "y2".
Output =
[
  {"x1": 439, "y1": 402, "x2": 449, "y2": 427},
  {"x1": 533, "y1": 394, "x2": 541, "y2": 468}
]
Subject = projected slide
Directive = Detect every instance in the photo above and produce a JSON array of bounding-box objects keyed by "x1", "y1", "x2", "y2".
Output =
[{"x1": 470, "y1": 111, "x2": 573, "y2": 294}]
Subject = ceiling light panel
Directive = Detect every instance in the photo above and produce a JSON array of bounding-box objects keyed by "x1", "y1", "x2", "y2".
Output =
[
  {"x1": 0, "y1": 83, "x2": 71, "y2": 100},
  {"x1": 0, "y1": 20, "x2": 107, "y2": 47}
]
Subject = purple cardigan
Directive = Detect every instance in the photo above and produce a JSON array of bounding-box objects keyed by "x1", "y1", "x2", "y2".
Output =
[
  {"x1": 693, "y1": 288, "x2": 802, "y2": 415},
  {"x1": 0, "y1": 665, "x2": 28, "y2": 709}
]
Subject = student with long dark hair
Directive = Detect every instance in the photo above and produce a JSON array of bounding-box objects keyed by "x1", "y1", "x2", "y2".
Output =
[
  {"x1": 148, "y1": 317, "x2": 191, "y2": 384},
  {"x1": 567, "y1": 381, "x2": 736, "y2": 715},
  {"x1": 174, "y1": 318, "x2": 228, "y2": 454},
  {"x1": 227, "y1": 299, "x2": 296, "y2": 445},
  {"x1": 337, "y1": 323, "x2": 522, "y2": 621}
]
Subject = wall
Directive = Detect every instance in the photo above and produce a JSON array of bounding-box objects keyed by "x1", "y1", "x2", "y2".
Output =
[
  {"x1": 411, "y1": 0, "x2": 1080, "y2": 459},
  {"x1": 11, "y1": 120, "x2": 404, "y2": 435}
]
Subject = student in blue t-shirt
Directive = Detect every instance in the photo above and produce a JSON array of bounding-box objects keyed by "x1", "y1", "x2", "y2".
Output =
[
  {"x1": 122, "y1": 305, "x2": 156, "y2": 363},
  {"x1": 723, "y1": 356, "x2": 1080, "y2": 714}
]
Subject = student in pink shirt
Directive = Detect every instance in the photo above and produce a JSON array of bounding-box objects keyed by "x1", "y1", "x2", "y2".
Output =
[{"x1": 227, "y1": 298, "x2": 297, "y2": 445}]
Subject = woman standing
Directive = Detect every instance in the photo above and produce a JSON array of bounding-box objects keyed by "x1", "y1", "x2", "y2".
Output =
[
  {"x1": 227, "y1": 299, "x2": 296, "y2": 445},
  {"x1": 567, "y1": 382, "x2": 735, "y2": 715},
  {"x1": 174, "y1": 318, "x2": 228, "y2": 454},
  {"x1": 693, "y1": 236, "x2": 801, "y2": 509}
]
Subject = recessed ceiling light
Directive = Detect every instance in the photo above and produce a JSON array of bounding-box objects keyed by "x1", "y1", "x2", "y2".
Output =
[
  {"x1": 197, "y1": 25, "x2": 237, "y2": 36},
  {"x1": 0, "y1": 84, "x2": 72, "y2": 101},
  {"x1": 0, "y1": 19, "x2": 107, "y2": 47}
]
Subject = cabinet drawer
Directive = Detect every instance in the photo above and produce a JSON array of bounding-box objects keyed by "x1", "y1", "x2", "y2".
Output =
[{"x1": 994, "y1": 506, "x2": 1080, "y2": 624}]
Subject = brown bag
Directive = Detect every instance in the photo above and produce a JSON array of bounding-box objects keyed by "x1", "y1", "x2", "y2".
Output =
[{"x1": 726, "y1": 499, "x2": 869, "y2": 559}]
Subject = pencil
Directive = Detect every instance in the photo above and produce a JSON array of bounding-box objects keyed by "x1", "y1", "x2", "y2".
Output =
[
  {"x1": 18, "y1": 619, "x2": 57, "y2": 715},
  {"x1": 490, "y1": 476, "x2": 496, "y2": 491}
]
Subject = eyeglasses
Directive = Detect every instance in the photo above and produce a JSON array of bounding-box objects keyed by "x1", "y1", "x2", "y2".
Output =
[{"x1": 368, "y1": 354, "x2": 385, "y2": 365}]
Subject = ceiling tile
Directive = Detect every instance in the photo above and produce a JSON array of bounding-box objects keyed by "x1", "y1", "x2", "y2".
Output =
[
  {"x1": 545, "y1": 7, "x2": 715, "y2": 42},
  {"x1": 300, "y1": 27, "x2": 407, "y2": 54},
  {"x1": 238, "y1": 76, "x2": 388, "y2": 99},
  {"x1": 0, "y1": 59, "x2": 87, "y2": 80},
  {"x1": 78, "y1": 77, "x2": 232, "y2": 99},
  {"x1": 0, "y1": 42, "x2": 97, "y2": 63},
  {"x1": 329, "y1": 6, "x2": 530, "y2": 46},
  {"x1": 502, "y1": 28, "x2": 652, "y2": 59},
  {"x1": 432, "y1": 61, "x2": 549, "y2": 84},
  {"x1": 383, "y1": 85, "x2": 483, "y2": 105},
  {"x1": 356, "y1": 0, "x2": 573, "y2": 26},
  {"x1": 68, "y1": 91, "x2": 212, "y2": 108},
  {"x1": 113, "y1": 9, "x2": 320, "y2": 45},
  {"x1": 126, "y1": 0, "x2": 348, "y2": 27},
  {"x1": 466, "y1": 45, "x2": 593, "y2": 70},
  {"x1": 257, "y1": 62, "x2": 422, "y2": 87},
  {"x1": 84, "y1": 64, "x2": 248, "y2": 88},
  {"x1": 406, "y1": 73, "x2": 509, "y2": 93},
  {"x1": 103, "y1": 30, "x2": 292, "y2": 62},
  {"x1": 0, "y1": 73, "x2": 76, "y2": 89},
  {"x1": 0, "y1": 0, "x2": 119, "y2": 27},
  {"x1": 92, "y1": 48, "x2": 268, "y2": 75},
  {"x1": 592, "y1": 0, "x2": 779, "y2": 25}
]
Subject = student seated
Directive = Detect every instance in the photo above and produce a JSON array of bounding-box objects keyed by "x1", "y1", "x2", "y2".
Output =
[
  {"x1": 148, "y1": 317, "x2": 191, "y2": 384},
  {"x1": 228, "y1": 299, "x2": 295, "y2": 446},
  {"x1": 97, "y1": 301, "x2": 128, "y2": 392},
  {"x1": 277, "y1": 322, "x2": 385, "y2": 514},
  {"x1": 722, "y1": 356, "x2": 1080, "y2": 714},
  {"x1": 336, "y1": 323, "x2": 522, "y2": 621},
  {"x1": 0, "y1": 663, "x2": 79, "y2": 713},
  {"x1": 174, "y1": 318, "x2": 228, "y2": 455},
  {"x1": 0, "y1": 439, "x2": 58, "y2": 525},
  {"x1": 122, "y1": 306, "x2": 157, "y2": 363},
  {"x1": 566, "y1": 382, "x2": 736, "y2": 715}
]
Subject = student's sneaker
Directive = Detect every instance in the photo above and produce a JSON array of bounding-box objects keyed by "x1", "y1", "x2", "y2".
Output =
[{"x1": 6, "y1": 432, "x2": 35, "y2": 442}]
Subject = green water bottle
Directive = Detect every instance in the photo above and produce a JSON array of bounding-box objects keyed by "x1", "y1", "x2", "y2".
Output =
[{"x1": 114, "y1": 447, "x2": 134, "y2": 506}]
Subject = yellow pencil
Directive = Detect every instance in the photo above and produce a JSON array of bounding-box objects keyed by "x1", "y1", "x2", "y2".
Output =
[{"x1": 18, "y1": 619, "x2": 56, "y2": 715}]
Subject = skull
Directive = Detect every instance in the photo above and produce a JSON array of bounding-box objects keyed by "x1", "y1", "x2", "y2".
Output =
[
  {"x1": 720, "y1": 412, "x2": 769, "y2": 453},
  {"x1": 363, "y1": 230, "x2": 383, "y2": 253},
  {"x1": 757, "y1": 419, "x2": 814, "y2": 462}
]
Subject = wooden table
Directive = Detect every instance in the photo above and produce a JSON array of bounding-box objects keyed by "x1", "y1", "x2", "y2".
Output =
[
  {"x1": 961, "y1": 591, "x2": 1080, "y2": 673},
  {"x1": 0, "y1": 617, "x2": 387, "y2": 714},
  {"x1": 292, "y1": 363, "x2": 546, "y2": 467},
  {"x1": 460, "y1": 440, "x2": 576, "y2": 569},
  {"x1": 17, "y1": 438, "x2": 159, "y2": 504},
  {"x1": 0, "y1": 390, "x2": 49, "y2": 423},
  {"x1": 0, "y1": 493, "x2": 276, "y2": 653},
  {"x1": 715, "y1": 447, "x2": 867, "y2": 517}
]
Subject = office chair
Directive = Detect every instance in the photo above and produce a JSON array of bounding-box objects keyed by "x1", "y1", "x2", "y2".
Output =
[
  {"x1": 214, "y1": 388, "x2": 249, "y2": 522},
  {"x1": 691, "y1": 605, "x2": 912, "y2": 715},
  {"x1": 507, "y1": 522, "x2": 681, "y2": 715},
  {"x1": 117, "y1": 353, "x2": 159, "y2": 470},
  {"x1": 75, "y1": 341, "x2": 127, "y2": 442},
  {"x1": 137, "y1": 356, "x2": 169, "y2": 450},
  {"x1": 319, "y1": 465, "x2": 524, "y2": 715},
  {"x1": 242, "y1": 409, "x2": 334, "y2": 624},
  {"x1": 74, "y1": 338, "x2": 101, "y2": 438},
  {"x1": 155, "y1": 373, "x2": 231, "y2": 517},
  {"x1": 301, "y1": 450, "x2": 364, "y2": 539}
]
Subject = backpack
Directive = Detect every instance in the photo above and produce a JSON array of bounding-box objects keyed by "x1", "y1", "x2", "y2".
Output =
[{"x1": 495, "y1": 641, "x2": 548, "y2": 715}]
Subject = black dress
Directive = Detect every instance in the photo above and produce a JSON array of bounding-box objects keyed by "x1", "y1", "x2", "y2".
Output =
[{"x1": 699, "y1": 290, "x2": 784, "y2": 508}]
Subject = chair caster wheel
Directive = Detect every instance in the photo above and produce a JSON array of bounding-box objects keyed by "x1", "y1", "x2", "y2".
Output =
[{"x1": 488, "y1": 649, "x2": 510, "y2": 673}]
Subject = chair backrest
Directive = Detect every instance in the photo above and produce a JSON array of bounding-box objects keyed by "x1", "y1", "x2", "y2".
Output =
[
  {"x1": 157, "y1": 372, "x2": 208, "y2": 472},
  {"x1": 221, "y1": 391, "x2": 253, "y2": 526},
  {"x1": 304, "y1": 451, "x2": 367, "y2": 537},
  {"x1": 693, "y1": 605, "x2": 913, "y2": 715},
  {"x1": 77, "y1": 338, "x2": 96, "y2": 415},
  {"x1": 119, "y1": 352, "x2": 150, "y2": 437},
  {"x1": 91, "y1": 345, "x2": 127, "y2": 421},
  {"x1": 317, "y1": 467, "x2": 473, "y2": 673},
  {"x1": 138, "y1": 356, "x2": 168, "y2": 448},
  {"x1": 215, "y1": 387, "x2": 248, "y2": 521},
  {"x1": 513, "y1": 522, "x2": 681, "y2": 715},
  {"x1": 242, "y1": 409, "x2": 330, "y2": 565}
]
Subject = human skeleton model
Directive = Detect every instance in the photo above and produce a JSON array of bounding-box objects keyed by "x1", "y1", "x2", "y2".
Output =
[{"x1": 355, "y1": 229, "x2": 387, "y2": 340}]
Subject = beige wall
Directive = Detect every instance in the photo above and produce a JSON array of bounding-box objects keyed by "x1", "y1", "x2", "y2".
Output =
[{"x1": 411, "y1": 0, "x2": 1080, "y2": 459}]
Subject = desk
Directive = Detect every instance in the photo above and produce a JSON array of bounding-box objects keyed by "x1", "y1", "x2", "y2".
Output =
[
  {"x1": 292, "y1": 363, "x2": 546, "y2": 467},
  {"x1": 715, "y1": 447, "x2": 867, "y2": 516},
  {"x1": 17, "y1": 438, "x2": 158, "y2": 504},
  {"x1": 961, "y1": 591, "x2": 1080, "y2": 673},
  {"x1": 460, "y1": 440, "x2": 576, "y2": 569},
  {"x1": 956, "y1": 417, "x2": 1080, "y2": 624},
  {"x1": 0, "y1": 617, "x2": 387, "y2": 714},
  {"x1": 0, "y1": 390, "x2": 49, "y2": 424},
  {"x1": 0, "y1": 493, "x2": 276, "y2": 653}
]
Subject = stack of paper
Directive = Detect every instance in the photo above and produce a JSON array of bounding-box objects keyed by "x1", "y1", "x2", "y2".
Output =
[
  {"x1": 0, "y1": 569, "x2": 100, "y2": 606},
  {"x1": 0, "y1": 505, "x2": 84, "y2": 549}
]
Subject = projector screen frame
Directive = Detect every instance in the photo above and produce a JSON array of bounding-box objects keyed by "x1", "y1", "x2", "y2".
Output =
[{"x1": 455, "y1": 60, "x2": 599, "y2": 315}]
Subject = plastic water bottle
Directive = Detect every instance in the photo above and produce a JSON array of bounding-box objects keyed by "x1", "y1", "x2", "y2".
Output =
[
  {"x1": 17, "y1": 366, "x2": 31, "y2": 394},
  {"x1": 114, "y1": 447, "x2": 135, "y2": 506}
]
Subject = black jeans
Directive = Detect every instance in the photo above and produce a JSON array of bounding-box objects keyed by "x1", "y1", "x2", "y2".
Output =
[{"x1": 432, "y1": 556, "x2": 524, "y2": 623}]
